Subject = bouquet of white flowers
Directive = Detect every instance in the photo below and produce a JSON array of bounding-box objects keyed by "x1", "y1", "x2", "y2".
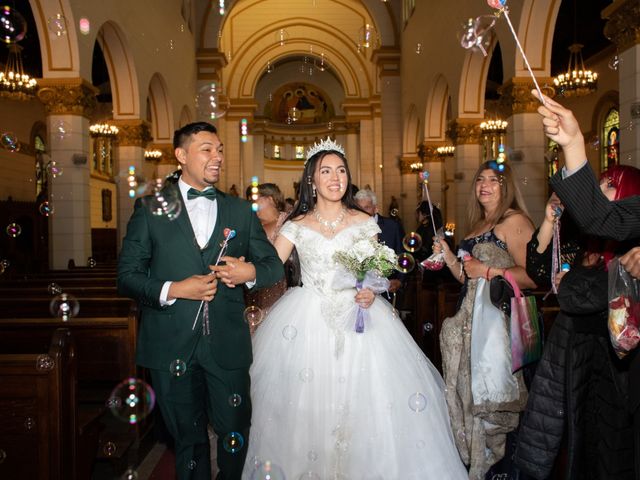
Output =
[{"x1": 332, "y1": 237, "x2": 398, "y2": 332}]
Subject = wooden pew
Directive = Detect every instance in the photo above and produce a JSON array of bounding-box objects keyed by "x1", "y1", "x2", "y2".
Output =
[
  {"x1": 0, "y1": 328, "x2": 101, "y2": 480},
  {"x1": 0, "y1": 277, "x2": 117, "y2": 289},
  {"x1": 0, "y1": 296, "x2": 134, "y2": 319},
  {"x1": 0, "y1": 285, "x2": 118, "y2": 298}
]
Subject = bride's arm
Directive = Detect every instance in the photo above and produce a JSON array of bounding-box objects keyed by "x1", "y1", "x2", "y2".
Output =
[{"x1": 273, "y1": 234, "x2": 295, "y2": 264}]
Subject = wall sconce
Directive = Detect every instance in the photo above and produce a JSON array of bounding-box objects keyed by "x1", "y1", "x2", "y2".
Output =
[{"x1": 144, "y1": 149, "x2": 162, "y2": 161}]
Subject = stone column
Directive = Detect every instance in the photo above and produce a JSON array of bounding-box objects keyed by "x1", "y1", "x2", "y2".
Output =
[
  {"x1": 373, "y1": 48, "x2": 402, "y2": 213},
  {"x1": 222, "y1": 101, "x2": 257, "y2": 193},
  {"x1": 451, "y1": 119, "x2": 482, "y2": 236},
  {"x1": 37, "y1": 78, "x2": 97, "y2": 269},
  {"x1": 500, "y1": 78, "x2": 555, "y2": 225},
  {"x1": 603, "y1": 0, "x2": 640, "y2": 168},
  {"x1": 148, "y1": 143, "x2": 177, "y2": 180},
  {"x1": 111, "y1": 120, "x2": 152, "y2": 245}
]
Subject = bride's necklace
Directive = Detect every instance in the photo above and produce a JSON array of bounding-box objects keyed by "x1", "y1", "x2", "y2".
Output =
[{"x1": 314, "y1": 208, "x2": 346, "y2": 234}]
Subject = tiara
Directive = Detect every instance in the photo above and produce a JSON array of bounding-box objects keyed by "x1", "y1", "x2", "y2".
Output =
[{"x1": 305, "y1": 136, "x2": 345, "y2": 162}]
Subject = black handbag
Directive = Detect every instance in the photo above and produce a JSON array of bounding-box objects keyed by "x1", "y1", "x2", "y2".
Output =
[{"x1": 490, "y1": 275, "x2": 514, "y2": 314}]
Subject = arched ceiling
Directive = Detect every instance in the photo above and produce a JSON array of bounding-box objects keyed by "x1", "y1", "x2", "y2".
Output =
[{"x1": 194, "y1": 0, "x2": 400, "y2": 101}]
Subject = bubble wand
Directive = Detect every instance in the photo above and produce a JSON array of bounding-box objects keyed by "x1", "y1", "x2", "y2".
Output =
[
  {"x1": 486, "y1": 0, "x2": 546, "y2": 105},
  {"x1": 192, "y1": 227, "x2": 237, "y2": 335},
  {"x1": 419, "y1": 171, "x2": 446, "y2": 271}
]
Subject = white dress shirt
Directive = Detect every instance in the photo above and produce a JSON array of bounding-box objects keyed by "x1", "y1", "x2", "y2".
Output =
[{"x1": 160, "y1": 179, "x2": 218, "y2": 305}]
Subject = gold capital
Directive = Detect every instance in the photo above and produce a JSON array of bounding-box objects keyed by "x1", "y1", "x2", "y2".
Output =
[
  {"x1": 499, "y1": 77, "x2": 555, "y2": 115},
  {"x1": 37, "y1": 78, "x2": 98, "y2": 118},
  {"x1": 603, "y1": 0, "x2": 640, "y2": 53},
  {"x1": 111, "y1": 119, "x2": 153, "y2": 147},
  {"x1": 449, "y1": 120, "x2": 482, "y2": 145}
]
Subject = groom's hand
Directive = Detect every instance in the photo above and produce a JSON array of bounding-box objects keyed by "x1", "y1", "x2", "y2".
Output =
[
  {"x1": 168, "y1": 274, "x2": 217, "y2": 301},
  {"x1": 210, "y1": 256, "x2": 256, "y2": 288}
]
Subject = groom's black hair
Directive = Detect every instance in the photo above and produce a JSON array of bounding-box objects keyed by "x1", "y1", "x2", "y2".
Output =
[{"x1": 173, "y1": 122, "x2": 217, "y2": 149}]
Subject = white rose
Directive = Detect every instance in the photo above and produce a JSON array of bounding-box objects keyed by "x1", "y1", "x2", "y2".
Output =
[{"x1": 351, "y1": 238, "x2": 375, "y2": 263}]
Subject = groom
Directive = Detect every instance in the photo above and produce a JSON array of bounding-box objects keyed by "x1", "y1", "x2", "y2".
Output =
[{"x1": 118, "y1": 122, "x2": 283, "y2": 479}]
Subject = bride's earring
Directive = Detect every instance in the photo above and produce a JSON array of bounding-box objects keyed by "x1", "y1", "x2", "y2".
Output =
[
  {"x1": 312, "y1": 185, "x2": 317, "y2": 198},
  {"x1": 306, "y1": 175, "x2": 312, "y2": 185}
]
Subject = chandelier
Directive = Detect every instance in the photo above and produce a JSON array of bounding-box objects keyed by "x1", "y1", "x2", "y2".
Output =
[
  {"x1": 553, "y1": 43, "x2": 598, "y2": 97},
  {"x1": 436, "y1": 146, "x2": 455, "y2": 157},
  {"x1": 89, "y1": 123, "x2": 119, "y2": 137},
  {"x1": 480, "y1": 119, "x2": 507, "y2": 134},
  {"x1": 144, "y1": 149, "x2": 162, "y2": 160},
  {"x1": 0, "y1": 44, "x2": 38, "y2": 100}
]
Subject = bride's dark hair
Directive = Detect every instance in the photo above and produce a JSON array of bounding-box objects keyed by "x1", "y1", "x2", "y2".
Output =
[{"x1": 287, "y1": 149, "x2": 364, "y2": 221}]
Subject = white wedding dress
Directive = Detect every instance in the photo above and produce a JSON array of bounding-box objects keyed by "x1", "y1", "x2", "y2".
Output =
[{"x1": 242, "y1": 218, "x2": 467, "y2": 479}]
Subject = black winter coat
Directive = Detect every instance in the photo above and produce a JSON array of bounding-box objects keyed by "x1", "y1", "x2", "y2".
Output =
[{"x1": 514, "y1": 266, "x2": 634, "y2": 479}]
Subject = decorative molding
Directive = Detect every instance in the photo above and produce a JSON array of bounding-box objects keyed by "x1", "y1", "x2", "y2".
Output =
[
  {"x1": 111, "y1": 120, "x2": 153, "y2": 147},
  {"x1": 603, "y1": 0, "x2": 640, "y2": 53},
  {"x1": 499, "y1": 77, "x2": 555, "y2": 115},
  {"x1": 449, "y1": 119, "x2": 482, "y2": 145},
  {"x1": 36, "y1": 78, "x2": 98, "y2": 118},
  {"x1": 399, "y1": 155, "x2": 421, "y2": 174}
]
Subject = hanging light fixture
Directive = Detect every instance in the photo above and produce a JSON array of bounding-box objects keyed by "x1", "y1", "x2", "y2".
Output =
[
  {"x1": 0, "y1": 44, "x2": 38, "y2": 100},
  {"x1": 552, "y1": 0, "x2": 597, "y2": 97}
]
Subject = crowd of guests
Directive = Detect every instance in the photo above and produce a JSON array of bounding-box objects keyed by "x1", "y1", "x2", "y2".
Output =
[
  {"x1": 239, "y1": 94, "x2": 640, "y2": 478},
  {"x1": 119, "y1": 90, "x2": 640, "y2": 478}
]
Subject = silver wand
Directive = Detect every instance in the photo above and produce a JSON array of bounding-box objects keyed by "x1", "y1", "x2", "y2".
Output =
[{"x1": 192, "y1": 228, "x2": 236, "y2": 335}]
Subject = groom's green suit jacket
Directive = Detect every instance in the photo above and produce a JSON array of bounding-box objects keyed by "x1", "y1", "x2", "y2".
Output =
[{"x1": 117, "y1": 184, "x2": 284, "y2": 371}]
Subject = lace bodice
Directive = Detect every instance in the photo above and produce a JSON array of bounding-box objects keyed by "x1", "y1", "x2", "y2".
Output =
[{"x1": 279, "y1": 217, "x2": 380, "y2": 298}]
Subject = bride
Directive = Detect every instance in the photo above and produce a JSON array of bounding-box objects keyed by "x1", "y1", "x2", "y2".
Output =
[{"x1": 242, "y1": 138, "x2": 467, "y2": 479}]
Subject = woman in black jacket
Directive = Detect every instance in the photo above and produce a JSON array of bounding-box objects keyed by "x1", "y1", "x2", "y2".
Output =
[{"x1": 515, "y1": 167, "x2": 640, "y2": 479}]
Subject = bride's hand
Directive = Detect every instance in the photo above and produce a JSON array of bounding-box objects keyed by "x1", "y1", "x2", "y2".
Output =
[{"x1": 355, "y1": 288, "x2": 375, "y2": 309}]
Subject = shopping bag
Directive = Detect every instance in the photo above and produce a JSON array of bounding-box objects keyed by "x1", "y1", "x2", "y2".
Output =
[
  {"x1": 504, "y1": 270, "x2": 543, "y2": 373},
  {"x1": 608, "y1": 257, "x2": 640, "y2": 359}
]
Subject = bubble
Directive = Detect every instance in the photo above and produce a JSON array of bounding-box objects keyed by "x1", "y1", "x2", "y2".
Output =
[
  {"x1": 24, "y1": 417, "x2": 35, "y2": 430},
  {"x1": 49, "y1": 293, "x2": 80, "y2": 321},
  {"x1": 408, "y1": 392, "x2": 427, "y2": 412},
  {"x1": 47, "y1": 14, "x2": 67, "y2": 37},
  {"x1": 243, "y1": 305, "x2": 264, "y2": 328},
  {"x1": 6, "y1": 222, "x2": 21, "y2": 237},
  {"x1": 103, "y1": 441, "x2": 116, "y2": 456},
  {"x1": 1, "y1": 258, "x2": 9, "y2": 269},
  {"x1": 0, "y1": 449, "x2": 5, "y2": 464},
  {"x1": 46, "y1": 160, "x2": 63, "y2": 178},
  {"x1": 47, "y1": 282, "x2": 62, "y2": 295},
  {"x1": 52, "y1": 120, "x2": 71, "y2": 140},
  {"x1": 608, "y1": 54, "x2": 620, "y2": 70},
  {"x1": 227, "y1": 393, "x2": 242, "y2": 407},
  {"x1": 423, "y1": 322, "x2": 434, "y2": 334},
  {"x1": 35, "y1": 354, "x2": 55, "y2": 372},
  {"x1": 0, "y1": 6, "x2": 27, "y2": 44},
  {"x1": 122, "y1": 469, "x2": 138, "y2": 480},
  {"x1": 0, "y1": 131, "x2": 20, "y2": 151},
  {"x1": 196, "y1": 83, "x2": 227, "y2": 120},
  {"x1": 396, "y1": 253, "x2": 416, "y2": 273},
  {"x1": 39, "y1": 201, "x2": 54, "y2": 216},
  {"x1": 298, "y1": 473, "x2": 321, "y2": 480},
  {"x1": 307, "y1": 450, "x2": 318, "y2": 461},
  {"x1": 282, "y1": 324, "x2": 297, "y2": 340},
  {"x1": 222, "y1": 432, "x2": 244, "y2": 453},
  {"x1": 402, "y1": 232, "x2": 423, "y2": 253},
  {"x1": 298, "y1": 368, "x2": 314, "y2": 383},
  {"x1": 250, "y1": 461, "x2": 286, "y2": 480},
  {"x1": 588, "y1": 136, "x2": 600, "y2": 150},
  {"x1": 169, "y1": 359, "x2": 187, "y2": 377},
  {"x1": 79, "y1": 17, "x2": 90, "y2": 35},
  {"x1": 143, "y1": 180, "x2": 182, "y2": 221},
  {"x1": 107, "y1": 377, "x2": 156, "y2": 424},
  {"x1": 389, "y1": 208, "x2": 399, "y2": 218},
  {"x1": 415, "y1": 42, "x2": 422, "y2": 54},
  {"x1": 188, "y1": 459, "x2": 197, "y2": 470},
  {"x1": 521, "y1": 177, "x2": 528, "y2": 186}
]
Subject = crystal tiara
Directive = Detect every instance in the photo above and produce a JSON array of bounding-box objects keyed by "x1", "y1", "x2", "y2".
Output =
[{"x1": 305, "y1": 136, "x2": 345, "y2": 162}]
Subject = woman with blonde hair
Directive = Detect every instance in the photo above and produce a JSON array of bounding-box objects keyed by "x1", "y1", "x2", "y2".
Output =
[{"x1": 434, "y1": 160, "x2": 536, "y2": 479}]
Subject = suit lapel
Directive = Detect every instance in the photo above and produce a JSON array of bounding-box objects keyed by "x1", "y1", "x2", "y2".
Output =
[
  {"x1": 201, "y1": 189, "x2": 227, "y2": 267},
  {"x1": 169, "y1": 183, "x2": 201, "y2": 254}
]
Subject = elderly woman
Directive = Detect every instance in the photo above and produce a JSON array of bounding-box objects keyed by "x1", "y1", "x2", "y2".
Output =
[{"x1": 434, "y1": 160, "x2": 536, "y2": 479}]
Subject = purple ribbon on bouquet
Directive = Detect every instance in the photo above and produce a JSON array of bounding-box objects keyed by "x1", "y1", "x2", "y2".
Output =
[{"x1": 355, "y1": 279, "x2": 366, "y2": 333}]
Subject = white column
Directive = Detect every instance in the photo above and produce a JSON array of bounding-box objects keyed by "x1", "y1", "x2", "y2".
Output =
[
  {"x1": 618, "y1": 45, "x2": 640, "y2": 167},
  {"x1": 47, "y1": 114, "x2": 91, "y2": 269},
  {"x1": 116, "y1": 146, "x2": 145, "y2": 247},
  {"x1": 507, "y1": 112, "x2": 547, "y2": 225},
  {"x1": 454, "y1": 143, "x2": 482, "y2": 236}
]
